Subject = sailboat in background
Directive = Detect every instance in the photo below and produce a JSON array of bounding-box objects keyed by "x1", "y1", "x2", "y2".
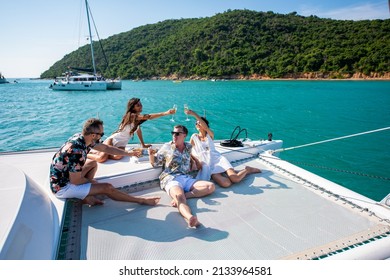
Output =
[
  {"x1": 0, "y1": 72, "x2": 9, "y2": 84},
  {"x1": 50, "y1": 0, "x2": 121, "y2": 91}
]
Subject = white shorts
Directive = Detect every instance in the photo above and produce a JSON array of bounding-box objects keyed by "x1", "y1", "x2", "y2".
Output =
[
  {"x1": 165, "y1": 175, "x2": 197, "y2": 196},
  {"x1": 55, "y1": 182, "x2": 91, "y2": 199}
]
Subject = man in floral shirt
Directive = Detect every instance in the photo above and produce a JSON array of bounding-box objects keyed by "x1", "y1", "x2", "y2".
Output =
[
  {"x1": 149, "y1": 125, "x2": 215, "y2": 227},
  {"x1": 50, "y1": 118, "x2": 160, "y2": 206}
]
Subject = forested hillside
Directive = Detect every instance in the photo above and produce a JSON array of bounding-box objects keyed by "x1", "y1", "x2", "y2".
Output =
[{"x1": 41, "y1": 10, "x2": 390, "y2": 80}]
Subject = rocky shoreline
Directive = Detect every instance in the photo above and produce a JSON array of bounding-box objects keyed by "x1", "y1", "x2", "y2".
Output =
[{"x1": 155, "y1": 72, "x2": 390, "y2": 81}]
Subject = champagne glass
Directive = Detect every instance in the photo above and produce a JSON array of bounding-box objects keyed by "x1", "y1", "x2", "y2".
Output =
[
  {"x1": 184, "y1": 104, "x2": 190, "y2": 121},
  {"x1": 170, "y1": 104, "x2": 177, "y2": 122}
]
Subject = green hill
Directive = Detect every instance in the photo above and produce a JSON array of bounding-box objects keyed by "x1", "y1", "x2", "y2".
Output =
[{"x1": 40, "y1": 10, "x2": 390, "y2": 80}]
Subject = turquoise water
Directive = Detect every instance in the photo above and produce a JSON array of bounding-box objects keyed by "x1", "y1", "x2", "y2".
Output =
[{"x1": 1, "y1": 79, "x2": 389, "y2": 201}]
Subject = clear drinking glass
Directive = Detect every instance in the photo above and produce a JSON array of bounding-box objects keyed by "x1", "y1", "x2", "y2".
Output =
[
  {"x1": 184, "y1": 104, "x2": 190, "y2": 121},
  {"x1": 170, "y1": 104, "x2": 177, "y2": 122}
]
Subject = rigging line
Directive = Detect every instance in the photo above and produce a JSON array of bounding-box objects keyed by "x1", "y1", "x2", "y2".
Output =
[
  {"x1": 87, "y1": 1, "x2": 110, "y2": 70},
  {"x1": 274, "y1": 126, "x2": 390, "y2": 153},
  {"x1": 77, "y1": 0, "x2": 84, "y2": 48},
  {"x1": 217, "y1": 145, "x2": 390, "y2": 181},
  {"x1": 286, "y1": 160, "x2": 390, "y2": 181},
  {"x1": 217, "y1": 144, "x2": 267, "y2": 157}
]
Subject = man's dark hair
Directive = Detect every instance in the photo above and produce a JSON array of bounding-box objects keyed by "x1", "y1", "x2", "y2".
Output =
[
  {"x1": 174, "y1": 125, "x2": 188, "y2": 135},
  {"x1": 82, "y1": 118, "x2": 103, "y2": 135}
]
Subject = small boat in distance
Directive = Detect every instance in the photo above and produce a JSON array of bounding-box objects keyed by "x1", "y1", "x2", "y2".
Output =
[
  {"x1": 50, "y1": 0, "x2": 121, "y2": 91},
  {"x1": 0, "y1": 72, "x2": 9, "y2": 84}
]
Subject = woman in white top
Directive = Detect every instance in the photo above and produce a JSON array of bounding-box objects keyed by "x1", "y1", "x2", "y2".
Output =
[
  {"x1": 88, "y1": 98, "x2": 175, "y2": 163},
  {"x1": 187, "y1": 109, "x2": 261, "y2": 188}
]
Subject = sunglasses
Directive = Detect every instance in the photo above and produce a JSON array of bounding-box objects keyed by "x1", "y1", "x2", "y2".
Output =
[
  {"x1": 95, "y1": 132, "x2": 104, "y2": 137},
  {"x1": 171, "y1": 131, "x2": 184, "y2": 136}
]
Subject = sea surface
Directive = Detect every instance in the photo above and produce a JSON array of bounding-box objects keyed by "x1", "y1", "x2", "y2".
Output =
[{"x1": 1, "y1": 79, "x2": 389, "y2": 201}]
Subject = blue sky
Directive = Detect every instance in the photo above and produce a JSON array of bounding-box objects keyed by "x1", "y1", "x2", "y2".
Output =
[{"x1": 0, "y1": 0, "x2": 389, "y2": 78}]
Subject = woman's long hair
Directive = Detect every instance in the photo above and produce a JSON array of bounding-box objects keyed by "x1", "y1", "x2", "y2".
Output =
[{"x1": 117, "y1": 98, "x2": 141, "y2": 133}]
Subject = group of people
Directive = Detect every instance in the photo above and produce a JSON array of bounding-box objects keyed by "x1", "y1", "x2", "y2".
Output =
[{"x1": 49, "y1": 98, "x2": 261, "y2": 228}]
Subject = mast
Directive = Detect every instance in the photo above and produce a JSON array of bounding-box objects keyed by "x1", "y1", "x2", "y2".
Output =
[{"x1": 85, "y1": 0, "x2": 97, "y2": 75}]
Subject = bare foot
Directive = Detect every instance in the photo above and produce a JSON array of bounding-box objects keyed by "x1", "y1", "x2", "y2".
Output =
[
  {"x1": 187, "y1": 216, "x2": 201, "y2": 228},
  {"x1": 82, "y1": 196, "x2": 104, "y2": 206},
  {"x1": 170, "y1": 199, "x2": 177, "y2": 207},
  {"x1": 140, "y1": 196, "x2": 161, "y2": 206},
  {"x1": 245, "y1": 166, "x2": 261, "y2": 174}
]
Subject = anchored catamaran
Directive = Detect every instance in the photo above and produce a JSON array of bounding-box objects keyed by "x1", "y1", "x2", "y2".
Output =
[{"x1": 50, "y1": 0, "x2": 121, "y2": 91}]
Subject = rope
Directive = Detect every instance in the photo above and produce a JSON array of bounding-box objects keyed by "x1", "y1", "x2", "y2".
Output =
[
  {"x1": 286, "y1": 160, "x2": 390, "y2": 181},
  {"x1": 199, "y1": 113, "x2": 390, "y2": 181},
  {"x1": 274, "y1": 127, "x2": 390, "y2": 153},
  {"x1": 257, "y1": 154, "x2": 389, "y2": 210},
  {"x1": 87, "y1": 2, "x2": 110, "y2": 70},
  {"x1": 217, "y1": 143, "x2": 390, "y2": 182}
]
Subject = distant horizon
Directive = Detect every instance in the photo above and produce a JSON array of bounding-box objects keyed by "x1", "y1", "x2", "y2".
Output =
[{"x1": 1, "y1": 0, "x2": 389, "y2": 78}]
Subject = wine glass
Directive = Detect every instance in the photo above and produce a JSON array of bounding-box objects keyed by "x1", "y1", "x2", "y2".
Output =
[
  {"x1": 184, "y1": 104, "x2": 190, "y2": 121},
  {"x1": 170, "y1": 104, "x2": 177, "y2": 122}
]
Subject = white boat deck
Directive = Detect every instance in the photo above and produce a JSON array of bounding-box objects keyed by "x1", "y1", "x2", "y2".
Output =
[{"x1": 1, "y1": 140, "x2": 390, "y2": 260}]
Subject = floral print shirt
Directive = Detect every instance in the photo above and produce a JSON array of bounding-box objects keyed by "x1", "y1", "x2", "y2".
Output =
[
  {"x1": 152, "y1": 141, "x2": 193, "y2": 189},
  {"x1": 49, "y1": 133, "x2": 95, "y2": 193}
]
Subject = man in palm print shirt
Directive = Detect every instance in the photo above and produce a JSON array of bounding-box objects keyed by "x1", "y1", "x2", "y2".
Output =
[
  {"x1": 149, "y1": 125, "x2": 215, "y2": 228},
  {"x1": 50, "y1": 118, "x2": 160, "y2": 207}
]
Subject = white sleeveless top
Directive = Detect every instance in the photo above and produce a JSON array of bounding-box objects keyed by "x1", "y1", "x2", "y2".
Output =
[
  {"x1": 106, "y1": 123, "x2": 137, "y2": 147},
  {"x1": 191, "y1": 133, "x2": 233, "y2": 180}
]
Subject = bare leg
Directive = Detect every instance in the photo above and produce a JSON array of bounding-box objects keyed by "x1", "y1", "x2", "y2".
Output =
[
  {"x1": 81, "y1": 159, "x2": 98, "y2": 181},
  {"x1": 185, "y1": 180, "x2": 215, "y2": 199},
  {"x1": 82, "y1": 195, "x2": 104, "y2": 206},
  {"x1": 87, "y1": 149, "x2": 109, "y2": 163},
  {"x1": 169, "y1": 185, "x2": 200, "y2": 228},
  {"x1": 211, "y1": 166, "x2": 261, "y2": 188},
  {"x1": 108, "y1": 145, "x2": 126, "y2": 160},
  {"x1": 224, "y1": 166, "x2": 261, "y2": 185},
  {"x1": 88, "y1": 182, "x2": 160, "y2": 206},
  {"x1": 225, "y1": 168, "x2": 247, "y2": 184},
  {"x1": 87, "y1": 139, "x2": 121, "y2": 163},
  {"x1": 245, "y1": 166, "x2": 261, "y2": 174},
  {"x1": 171, "y1": 180, "x2": 215, "y2": 205},
  {"x1": 211, "y1": 173, "x2": 232, "y2": 188},
  {"x1": 108, "y1": 154, "x2": 124, "y2": 160}
]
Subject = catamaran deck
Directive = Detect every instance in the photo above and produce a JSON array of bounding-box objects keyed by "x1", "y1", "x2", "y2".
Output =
[
  {"x1": 67, "y1": 150, "x2": 390, "y2": 260},
  {"x1": 1, "y1": 141, "x2": 390, "y2": 260}
]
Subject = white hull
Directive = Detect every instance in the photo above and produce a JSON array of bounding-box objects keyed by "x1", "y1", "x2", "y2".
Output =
[
  {"x1": 1, "y1": 140, "x2": 389, "y2": 260},
  {"x1": 50, "y1": 75, "x2": 122, "y2": 91},
  {"x1": 51, "y1": 80, "x2": 107, "y2": 91},
  {"x1": 106, "y1": 79, "x2": 122, "y2": 90}
]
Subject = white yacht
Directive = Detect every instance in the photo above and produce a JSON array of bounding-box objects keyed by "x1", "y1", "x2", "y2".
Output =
[
  {"x1": 50, "y1": 0, "x2": 121, "y2": 91},
  {"x1": 50, "y1": 71, "x2": 121, "y2": 91}
]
